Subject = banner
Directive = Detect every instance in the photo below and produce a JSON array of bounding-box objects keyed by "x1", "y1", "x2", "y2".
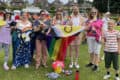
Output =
[{"x1": 51, "y1": 25, "x2": 84, "y2": 37}]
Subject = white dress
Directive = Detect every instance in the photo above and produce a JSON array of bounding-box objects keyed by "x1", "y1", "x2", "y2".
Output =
[{"x1": 70, "y1": 15, "x2": 84, "y2": 45}]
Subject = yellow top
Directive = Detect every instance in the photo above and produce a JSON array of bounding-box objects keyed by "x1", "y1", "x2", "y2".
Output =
[{"x1": 0, "y1": 20, "x2": 6, "y2": 27}]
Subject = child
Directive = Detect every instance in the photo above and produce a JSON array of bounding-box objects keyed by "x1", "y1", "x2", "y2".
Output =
[
  {"x1": 103, "y1": 19, "x2": 120, "y2": 80},
  {"x1": 69, "y1": 6, "x2": 85, "y2": 69},
  {"x1": 0, "y1": 13, "x2": 11, "y2": 70}
]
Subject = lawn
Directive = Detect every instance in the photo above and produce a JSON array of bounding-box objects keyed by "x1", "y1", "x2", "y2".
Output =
[{"x1": 0, "y1": 44, "x2": 119, "y2": 80}]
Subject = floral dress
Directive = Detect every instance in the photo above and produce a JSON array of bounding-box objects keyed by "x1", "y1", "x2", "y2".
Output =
[{"x1": 13, "y1": 21, "x2": 32, "y2": 67}]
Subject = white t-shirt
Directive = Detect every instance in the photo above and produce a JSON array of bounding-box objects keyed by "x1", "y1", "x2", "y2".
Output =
[
  {"x1": 71, "y1": 16, "x2": 80, "y2": 26},
  {"x1": 17, "y1": 20, "x2": 32, "y2": 30}
]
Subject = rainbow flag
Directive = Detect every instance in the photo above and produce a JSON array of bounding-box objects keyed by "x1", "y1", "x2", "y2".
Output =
[
  {"x1": 46, "y1": 25, "x2": 83, "y2": 61},
  {"x1": 51, "y1": 25, "x2": 84, "y2": 37}
]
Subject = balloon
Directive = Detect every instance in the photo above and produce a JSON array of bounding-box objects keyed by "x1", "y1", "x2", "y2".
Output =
[
  {"x1": 52, "y1": 61, "x2": 65, "y2": 73},
  {"x1": 48, "y1": 0, "x2": 55, "y2": 4}
]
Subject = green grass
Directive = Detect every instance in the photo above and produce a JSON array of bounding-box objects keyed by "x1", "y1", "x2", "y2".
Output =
[
  {"x1": 115, "y1": 26, "x2": 120, "y2": 31},
  {"x1": 0, "y1": 44, "x2": 119, "y2": 80}
]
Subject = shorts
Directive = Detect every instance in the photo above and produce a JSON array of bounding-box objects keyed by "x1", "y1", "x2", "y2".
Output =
[
  {"x1": 87, "y1": 36, "x2": 101, "y2": 54},
  {"x1": 104, "y1": 51, "x2": 119, "y2": 70}
]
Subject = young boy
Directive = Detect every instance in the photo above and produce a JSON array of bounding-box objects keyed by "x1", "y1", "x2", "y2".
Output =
[{"x1": 103, "y1": 19, "x2": 120, "y2": 80}]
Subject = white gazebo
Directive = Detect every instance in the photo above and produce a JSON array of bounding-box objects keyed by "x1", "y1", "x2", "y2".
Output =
[{"x1": 22, "y1": 6, "x2": 41, "y2": 13}]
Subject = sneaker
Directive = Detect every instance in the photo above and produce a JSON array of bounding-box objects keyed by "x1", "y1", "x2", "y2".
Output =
[
  {"x1": 103, "y1": 74, "x2": 111, "y2": 79},
  {"x1": 42, "y1": 64, "x2": 48, "y2": 68},
  {"x1": 3, "y1": 63, "x2": 9, "y2": 71},
  {"x1": 86, "y1": 63, "x2": 93, "y2": 67},
  {"x1": 35, "y1": 64, "x2": 40, "y2": 69},
  {"x1": 92, "y1": 65, "x2": 99, "y2": 72},
  {"x1": 69, "y1": 62, "x2": 74, "y2": 68},
  {"x1": 11, "y1": 65, "x2": 16, "y2": 70},
  {"x1": 74, "y1": 62, "x2": 80, "y2": 69},
  {"x1": 24, "y1": 64, "x2": 29, "y2": 69},
  {"x1": 115, "y1": 77, "x2": 120, "y2": 80}
]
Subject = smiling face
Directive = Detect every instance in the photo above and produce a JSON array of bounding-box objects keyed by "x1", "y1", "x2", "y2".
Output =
[
  {"x1": 56, "y1": 12, "x2": 62, "y2": 20},
  {"x1": 108, "y1": 20, "x2": 116, "y2": 30},
  {"x1": 21, "y1": 12, "x2": 29, "y2": 21},
  {"x1": 40, "y1": 11, "x2": 46, "y2": 20},
  {"x1": 90, "y1": 8, "x2": 98, "y2": 18},
  {"x1": 72, "y1": 6, "x2": 79, "y2": 15}
]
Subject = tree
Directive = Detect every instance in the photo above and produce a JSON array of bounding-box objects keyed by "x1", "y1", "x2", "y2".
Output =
[
  {"x1": 93, "y1": 0, "x2": 120, "y2": 13},
  {"x1": 0, "y1": 1, "x2": 7, "y2": 10}
]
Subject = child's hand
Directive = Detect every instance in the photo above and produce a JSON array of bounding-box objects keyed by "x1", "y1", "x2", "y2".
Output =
[{"x1": 45, "y1": 32, "x2": 49, "y2": 35}]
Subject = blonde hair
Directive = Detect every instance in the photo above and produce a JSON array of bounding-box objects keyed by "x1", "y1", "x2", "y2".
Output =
[
  {"x1": 108, "y1": 19, "x2": 116, "y2": 24},
  {"x1": 88, "y1": 7, "x2": 102, "y2": 19}
]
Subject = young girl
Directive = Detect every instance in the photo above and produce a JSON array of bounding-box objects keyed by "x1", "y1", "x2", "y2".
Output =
[
  {"x1": 103, "y1": 19, "x2": 120, "y2": 80},
  {"x1": 0, "y1": 12, "x2": 11, "y2": 70},
  {"x1": 69, "y1": 6, "x2": 85, "y2": 69}
]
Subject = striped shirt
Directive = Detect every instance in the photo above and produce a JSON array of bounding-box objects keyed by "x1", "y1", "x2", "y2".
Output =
[{"x1": 103, "y1": 30, "x2": 120, "y2": 52}]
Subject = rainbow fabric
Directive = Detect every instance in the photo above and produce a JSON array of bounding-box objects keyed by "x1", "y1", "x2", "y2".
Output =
[
  {"x1": 51, "y1": 25, "x2": 84, "y2": 37},
  {"x1": 46, "y1": 36, "x2": 76, "y2": 61},
  {"x1": 46, "y1": 25, "x2": 83, "y2": 61}
]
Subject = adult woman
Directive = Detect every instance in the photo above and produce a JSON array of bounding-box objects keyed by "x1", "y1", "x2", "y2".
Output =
[
  {"x1": 68, "y1": 6, "x2": 85, "y2": 69},
  {"x1": 35, "y1": 10, "x2": 50, "y2": 69},
  {"x1": 51, "y1": 11, "x2": 67, "y2": 61},
  {"x1": 11, "y1": 12, "x2": 32, "y2": 70},
  {"x1": 52, "y1": 11, "x2": 64, "y2": 25},
  {"x1": 85, "y1": 8, "x2": 103, "y2": 71}
]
